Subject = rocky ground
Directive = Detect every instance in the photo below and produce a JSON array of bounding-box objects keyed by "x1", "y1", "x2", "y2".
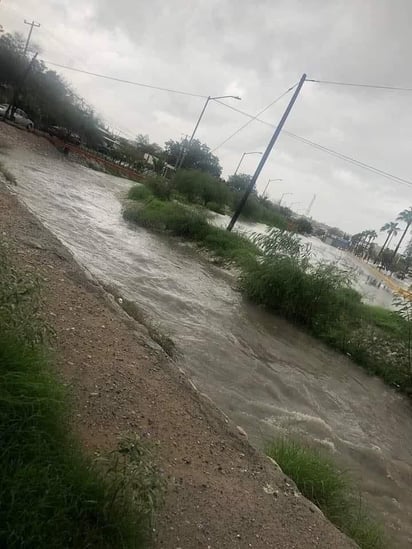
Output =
[{"x1": 0, "y1": 125, "x2": 355, "y2": 548}]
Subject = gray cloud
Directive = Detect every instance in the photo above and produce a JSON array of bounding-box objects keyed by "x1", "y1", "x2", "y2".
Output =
[{"x1": 2, "y1": 0, "x2": 411, "y2": 237}]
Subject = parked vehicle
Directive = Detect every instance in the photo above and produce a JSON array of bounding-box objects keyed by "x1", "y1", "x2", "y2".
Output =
[
  {"x1": 0, "y1": 104, "x2": 34, "y2": 129},
  {"x1": 48, "y1": 125, "x2": 81, "y2": 145}
]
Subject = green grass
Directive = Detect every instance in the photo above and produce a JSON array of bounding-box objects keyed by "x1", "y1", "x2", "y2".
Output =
[
  {"x1": 0, "y1": 242, "x2": 162, "y2": 547},
  {"x1": 361, "y1": 304, "x2": 409, "y2": 338},
  {"x1": 128, "y1": 184, "x2": 153, "y2": 201},
  {"x1": 266, "y1": 439, "x2": 386, "y2": 549},
  {"x1": 124, "y1": 199, "x2": 257, "y2": 264}
]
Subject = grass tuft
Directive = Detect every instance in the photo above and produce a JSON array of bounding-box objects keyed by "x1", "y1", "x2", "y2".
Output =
[
  {"x1": 266, "y1": 439, "x2": 386, "y2": 549},
  {"x1": 0, "y1": 241, "x2": 162, "y2": 547}
]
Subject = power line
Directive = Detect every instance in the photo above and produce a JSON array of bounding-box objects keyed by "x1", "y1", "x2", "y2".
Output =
[
  {"x1": 214, "y1": 100, "x2": 412, "y2": 189},
  {"x1": 210, "y1": 82, "x2": 298, "y2": 153},
  {"x1": 283, "y1": 131, "x2": 412, "y2": 189},
  {"x1": 41, "y1": 60, "x2": 209, "y2": 99},
  {"x1": 307, "y1": 78, "x2": 412, "y2": 92}
]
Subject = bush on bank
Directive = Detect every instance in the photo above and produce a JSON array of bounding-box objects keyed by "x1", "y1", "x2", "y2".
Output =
[
  {"x1": 124, "y1": 199, "x2": 257, "y2": 263},
  {"x1": 0, "y1": 242, "x2": 162, "y2": 548},
  {"x1": 266, "y1": 438, "x2": 386, "y2": 549},
  {"x1": 240, "y1": 228, "x2": 412, "y2": 393}
]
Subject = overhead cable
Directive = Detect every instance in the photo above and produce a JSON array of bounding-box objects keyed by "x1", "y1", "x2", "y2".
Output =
[
  {"x1": 210, "y1": 82, "x2": 298, "y2": 153},
  {"x1": 214, "y1": 100, "x2": 412, "y2": 189},
  {"x1": 307, "y1": 79, "x2": 412, "y2": 92},
  {"x1": 41, "y1": 60, "x2": 209, "y2": 98}
]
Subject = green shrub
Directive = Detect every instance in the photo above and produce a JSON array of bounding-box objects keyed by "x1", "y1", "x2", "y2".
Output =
[
  {"x1": 173, "y1": 169, "x2": 229, "y2": 207},
  {"x1": 0, "y1": 243, "x2": 162, "y2": 547},
  {"x1": 145, "y1": 175, "x2": 172, "y2": 200},
  {"x1": 233, "y1": 193, "x2": 287, "y2": 229},
  {"x1": 124, "y1": 199, "x2": 209, "y2": 239},
  {"x1": 123, "y1": 200, "x2": 257, "y2": 264},
  {"x1": 241, "y1": 229, "x2": 357, "y2": 332},
  {"x1": 206, "y1": 201, "x2": 225, "y2": 214},
  {"x1": 128, "y1": 184, "x2": 153, "y2": 201},
  {"x1": 266, "y1": 438, "x2": 386, "y2": 549},
  {"x1": 240, "y1": 228, "x2": 412, "y2": 392},
  {"x1": 202, "y1": 226, "x2": 257, "y2": 262}
]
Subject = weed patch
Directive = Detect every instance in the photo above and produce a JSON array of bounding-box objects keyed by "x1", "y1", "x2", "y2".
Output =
[
  {"x1": 266, "y1": 438, "x2": 386, "y2": 549},
  {"x1": 0, "y1": 242, "x2": 162, "y2": 547}
]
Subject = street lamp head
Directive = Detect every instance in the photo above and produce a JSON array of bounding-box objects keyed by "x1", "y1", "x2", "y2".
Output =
[{"x1": 212, "y1": 95, "x2": 242, "y2": 101}]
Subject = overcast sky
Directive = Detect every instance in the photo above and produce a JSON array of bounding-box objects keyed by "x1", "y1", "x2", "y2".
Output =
[{"x1": 2, "y1": 0, "x2": 412, "y2": 239}]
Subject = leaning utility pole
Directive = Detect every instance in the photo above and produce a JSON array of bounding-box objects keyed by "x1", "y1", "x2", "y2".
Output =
[
  {"x1": 227, "y1": 74, "x2": 307, "y2": 231},
  {"x1": 23, "y1": 19, "x2": 40, "y2": 55},
  {"x1": 305, "y1": 193, "x2": 317, "y2": 217}
]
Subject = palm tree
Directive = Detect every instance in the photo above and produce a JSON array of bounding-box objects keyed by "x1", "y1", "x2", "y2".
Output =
[
  {"x1": 378, "y1": 222, "x2": 399, "y2": 257},
  {"x1": 392, "y1": 207, "x2": 412, "y2": 261},
  {"x1": 375, "y1": 222, "x2": 399, "y2": 264},
  {"x1": 368, "y1": 230, "x2": 377, "y2": 243}
]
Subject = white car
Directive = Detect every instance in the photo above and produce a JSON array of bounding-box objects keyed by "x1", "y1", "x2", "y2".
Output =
[{"x1": 0, "y1": 104, "x2": 34, "y2": 129}]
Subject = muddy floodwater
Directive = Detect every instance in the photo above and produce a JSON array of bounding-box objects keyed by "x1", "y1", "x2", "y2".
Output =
[{"x1": 2, "y1": 136, "x2": 411, "y2": 547}]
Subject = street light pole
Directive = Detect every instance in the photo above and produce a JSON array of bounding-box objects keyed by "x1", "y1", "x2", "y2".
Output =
[
  {"x1": 176, "y1": 94, "x2": 241, "y2": 170},
  {"x1": 279, "y1": 192, "x2": 293, "y2": 206},
  {"x1": 234, "y1": 151, "x2": 262, "y2": 176},
  {"x1": 262, "y1": 178, "x2": 282, "y2": 198},
  {"x1": 227, "y1": 73, "x2": 307, "y2": 231}
]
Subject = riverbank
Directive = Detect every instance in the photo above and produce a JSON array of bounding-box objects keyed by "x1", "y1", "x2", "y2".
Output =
[
  {"x1": 124, "y1": 194, "x2": 412, "y2": 396},
  {"x1": 0, "y1": 176, "x2": 355, "y2": 544}
]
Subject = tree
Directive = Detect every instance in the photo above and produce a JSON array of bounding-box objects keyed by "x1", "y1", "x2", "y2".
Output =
[
  {"x1": 295, "y1": 218, "x2": 313, "y2": 235},
  {"x1": 172, "y1": 169, "x2": 229, "y2": 207},
  {"x1": 392, "y1": 207, "x2": 412, "y2": 261},
  {"x1": 405, "y1": 236, "x2": 412, "y2": 260},
  {"x1": 164, "y1": 138, "x2": 222, "y2": 177},
  {"x1": 0, "y1": 32, "x2": 103, "y2": 146},
  {"x1": 135, "y1": 134, "x2": 163, "y2": 157},
  {"x1": 226, "y1": 173, "x2": 253, "y2": 193},
  {"x1": 376, "y1": 221, "x2": 399, "y2": 262}
]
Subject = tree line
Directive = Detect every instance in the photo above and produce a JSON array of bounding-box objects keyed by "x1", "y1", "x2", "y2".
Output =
[{"x1": 0, "y1": 32, "x2": 103, "y2": 146}]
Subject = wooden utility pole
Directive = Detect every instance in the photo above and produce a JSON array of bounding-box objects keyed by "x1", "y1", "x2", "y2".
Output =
[
  {"x1": 23, "y1": 19, "x2": 40, "y2": 55},
  {"x1": 227, "y1": 74, "x2": 307, "y2": 231}
]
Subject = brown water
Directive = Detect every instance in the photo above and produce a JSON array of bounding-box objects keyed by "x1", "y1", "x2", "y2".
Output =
[{"x1": 2, "y1": 141, "x2": 411, "y2": 547}]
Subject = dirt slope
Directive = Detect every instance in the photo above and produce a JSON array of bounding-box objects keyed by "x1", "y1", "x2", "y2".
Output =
[{"x1": 0, "y1": 146, "x2": 355, "y2": 547}]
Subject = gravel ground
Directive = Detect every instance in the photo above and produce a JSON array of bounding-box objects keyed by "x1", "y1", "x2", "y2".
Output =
[{"x1": 0, "y1": 136, "x2": 355, "y2": 548}]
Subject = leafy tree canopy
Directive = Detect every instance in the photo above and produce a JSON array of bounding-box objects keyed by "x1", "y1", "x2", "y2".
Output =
[
  {"x1": 227, "y1": 173, "x2": 253, "y2": 193},
  {"x1": 164, "y1": 138, "x2": 222, "y2": 178},
  {"x1": 0, "y1": 32, "x2": 102, "y2": 146}
]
